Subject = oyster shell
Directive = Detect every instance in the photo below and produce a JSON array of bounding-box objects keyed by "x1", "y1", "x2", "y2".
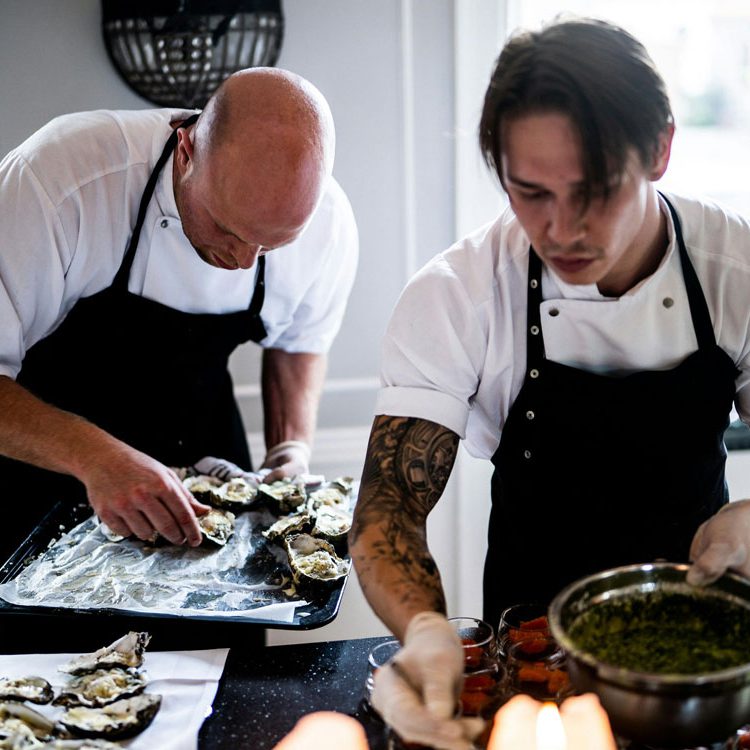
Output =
[
  {"x1": 307, "y1": 486, "x2": 349, "y2": 512},
  {"x1": 312, "y1": 506, "x2": 352, "y2": 548},
  {"x1": 183, "y1": 475, "x2": 224, "y2": 505},
  {"x1": 0, "y1": 678, "x2": 53, "y2": 705},
  {"x1": 0, "y1": 703, "x2": 57, "y2": 744},
  {"x1": 59, "y1": 632, "x2": 151, "y2": 676},
  {"x1": 198, "y1": 508, "x2": 235, "y2": 546},
  {"x1": 59, "y1": 694, "x2": 161, "y2": 740},
  {"x1": 54, "y1": 669, "x2": 148, "y2": 708},
  {"x1": 257, "y1": 480, "x2": 307, "y2": 513},
  {"x1": 284, "y1": 533, "x2": 350, "y2": 587},
  {"x1": 210, "y1": 478, "x2": 258, "y2": 511},
  {"x1": 262, "y1": 511, "x2": 312, "y2": 542},
  {"x1": 329, "y1": 476, "x2": 355, "y2": 494}
]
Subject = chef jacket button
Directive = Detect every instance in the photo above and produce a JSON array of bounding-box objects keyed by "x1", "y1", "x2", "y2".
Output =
[
  {"x1": 177, "y1": 439, "x2": 183, "y2": 447},
  {"x1": 529, "y1": 368, "x2": 540, "y2": 379},
  {"x1": 526, "y1": 410, "x2": 535, "y2": 420},
  {"x1": 523, "y1": 449, "x2": 532, "y2": 459},
  {"x1": 160, "y1": 219, "x2": 169, "y2": 228},
  {"x1": 530, "y1": 325, "x2": 540, "y2": 335},
  {"x1": 663, "y1": 297, "x2": 674, "y2": 308},
  {"x1": 530, "y1": 279, "x2": 539, "y2": 289},
  {"x1": 549, "y1": 308, "x2": 560, "y2": 317}
]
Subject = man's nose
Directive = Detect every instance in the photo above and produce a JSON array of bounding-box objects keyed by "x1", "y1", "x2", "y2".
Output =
[
  {"x1": 546, "y1": 201, "x2": 587, "y2": 246},
  {"x1": 231, "y1": 243, "x2": 263, "y2": 269}
]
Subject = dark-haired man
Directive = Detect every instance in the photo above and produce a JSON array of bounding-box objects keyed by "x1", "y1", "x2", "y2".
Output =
[
  {"x1": 0, "y1": 68, "x2": 358, "y2": 560},
  {"x1": 350, "y1": 18, "x2": 750, "y2": 750}
]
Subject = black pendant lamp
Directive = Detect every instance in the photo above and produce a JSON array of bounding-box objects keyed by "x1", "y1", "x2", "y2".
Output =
[{"x1": 102, "y1": 0, "x2": 284, "y2": 109}]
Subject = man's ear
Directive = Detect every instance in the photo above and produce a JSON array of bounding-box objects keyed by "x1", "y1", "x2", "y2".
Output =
[
  {"x1": 649, "y1": 124, "x2": 675, "y2": 181},
  {"x1": 175, "y1": 127, "x2": 196, "y2": 173}
]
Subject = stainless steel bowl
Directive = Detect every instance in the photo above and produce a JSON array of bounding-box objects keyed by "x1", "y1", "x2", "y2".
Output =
[{"x1": 548, "y1": 562, "x2": 750, "y2": 748}]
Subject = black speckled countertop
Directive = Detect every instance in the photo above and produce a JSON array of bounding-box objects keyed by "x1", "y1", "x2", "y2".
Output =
[{"x1": 199, "y1": 636, "x2": 392, "y2": 750}]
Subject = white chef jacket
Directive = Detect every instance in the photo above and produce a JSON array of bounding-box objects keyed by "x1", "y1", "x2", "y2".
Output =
[
  {"x1": 376, "y1": 192, "x2": 750, "y2": 459},
  {"x1": 0, "y1": 108, "x2": 358, "y2": 379}
]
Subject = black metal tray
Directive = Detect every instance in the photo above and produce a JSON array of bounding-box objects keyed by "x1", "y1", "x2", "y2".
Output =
[{"x1": 0, "y1": 500, "x2": 349, "y2": 651}]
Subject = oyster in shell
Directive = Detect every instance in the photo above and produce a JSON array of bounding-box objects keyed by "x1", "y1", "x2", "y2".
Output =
[
  {"x1": 263, "y1": 511, "x2": 312, "y2": 542},
  {"x1": 284, "y1": 533, "x2": 350, "y2": 587},
  {"x1": 329, "y1": 476, "x2": 355, "y2": 494},
  {"x1": 54, "y1": 669, "x2": 148, "y2": 708},
  {"x1": 0, "y1": 678, "x2": 53, "y2": 705},
  {"x1": 307, "y1": 487, "x2": 349, "y2": 512},
  {"x1": 257, "y1": 480, "x2": 306, "y2": 513},
  {"x1": 59, "y1": 694, "x2": 161, "y2": 740},
  {"x1": 198, "y1": 508, "x2": 235, "y2": 546},
  {"x1": 59, "y1": 632, "x2": 151, "y2": 676},
  {"x1": 211, "y1": 477, "x2": 258, "y2": 511},
  {"x1": 312, "y1": 506, "x2": 352, "y2": 549},
  {"x1": 0, "y1": 703, "x2": 57, "y2": 744},
  {"x1": 183, "y1": 475, "x2": 224, "y2": 505}
]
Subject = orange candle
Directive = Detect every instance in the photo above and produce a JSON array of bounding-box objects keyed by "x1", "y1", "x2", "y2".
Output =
[
  {"x1": 487, "y1": 694, "x2": 617, "y2": 750},
  {"x1": 272, "y1": 711, "x2": 369, "y2": 749}
]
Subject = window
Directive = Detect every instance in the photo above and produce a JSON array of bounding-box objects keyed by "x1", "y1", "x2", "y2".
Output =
[{"x1": 509, "y1": 0, "x2": 750, "y2": 216}]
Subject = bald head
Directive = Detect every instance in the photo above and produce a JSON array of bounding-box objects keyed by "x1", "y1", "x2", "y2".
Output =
[{"x1": 173, "y1": 68, "x2": 336, "y2": 269}]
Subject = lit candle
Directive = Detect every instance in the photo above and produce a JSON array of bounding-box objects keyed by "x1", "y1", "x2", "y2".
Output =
[
  {"x1": 272, "y1": 711, "x2": 369, "y2": 749},
  {"x1": 487, "y1": 693, "x2": 617, "y2": 750}
]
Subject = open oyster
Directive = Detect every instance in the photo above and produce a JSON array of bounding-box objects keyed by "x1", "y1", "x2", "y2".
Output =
[
  {"x1": 0, "y1": 703, "x2": 57, "y2": 745},
  {"x1": 312, "y1": 506, "x2": 352, "y2": 548},
  {"x1": 40, "y1": 741, "x2": 122, "y2": 749},
  {"x1": 284, "y1": 534, "x2": 350, "y2": 588},
  {"x1": 59, "y1": 632, "x2": 151, "y2": 676},
  {"x1": 198, "y1": 508, "x2": 235, "y2": 546},
  {"x1": 329, "y1": 476, "x2": 355, "y2": 494},
  {"x1": 59, "y1": 694, "x2": 161, "y2": 740},
  {"x1": 263, "y1": 511, "x2": 312, "y2": 542},
  {"x1": 0, "y1": 678, "x2": 53, "y2": 705},
  {"x1": 211, "y1": 477, "x2": 258, "y2": 511},
  {"x1": 182, "y1": 474, "x2": 224, "y2": 505},
  {"x1": 54, "y1": 669, "x2": 148, "y2": 709},
  {"x1": 307, "y1": 486, "x2": 349, "y2": 512},
  {"x1": 257, "y1": 480, "x2": 307, "y2": 513}
]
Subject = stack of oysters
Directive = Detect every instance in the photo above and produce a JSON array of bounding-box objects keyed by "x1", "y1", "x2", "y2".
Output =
[{"x1": 0, "y1": 632, "x2": 159, "y2": 749}]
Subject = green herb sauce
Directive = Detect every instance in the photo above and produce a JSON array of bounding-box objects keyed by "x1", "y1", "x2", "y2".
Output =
[{"x1": 568, "y1": 591, "x2": 750, "y2": 674}]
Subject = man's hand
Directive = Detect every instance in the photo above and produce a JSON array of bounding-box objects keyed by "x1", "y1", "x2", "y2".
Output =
[
  {"x1": 372, "y1": 611, "x2": 483, "y2": 750},
  {"x1": 82, "y1": 444, "x2": 210, "y2": 546},
  {"x1": 261, "y1": 440, "x2": 311, "y2": 481},
  {"x1": 688, "y1": 499, "x2": 750, "y2": 586}
]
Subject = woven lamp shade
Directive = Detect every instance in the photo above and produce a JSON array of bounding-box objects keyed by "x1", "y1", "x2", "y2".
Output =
[{"x1": 102, "y1": 0, "x2": 284, "y2": 109}]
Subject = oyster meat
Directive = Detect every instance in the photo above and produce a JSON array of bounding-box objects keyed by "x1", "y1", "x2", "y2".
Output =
[
  {"x1": 257, "y1": 480, "x2": 307, "y2": 514},
  {"x1": 262, "y1": 511, "x2": 312, "y2": 542},
  {"x1": 54, "y1": 669, "x2": 148, "y2": 708},
  {"x1": 212, "y1": 477, "x2": 258, "y2": 511},
  {"x1": 198, "y1": 508, "x2": 235, "y2": 546},
  {"x1": 59, "y1": 694, "x2": 161, "y2": 740},
  {"x1": 284, "y1": 533, "x2": 350, "y2": 587},
  {"x1": 307, "y1": 486, "x2": 349, "y2": 512},
  {"x1": 59, "y1": 632, "x2": 151, "y2": 676},
  {"x1": 183, "y1": 475, "x2": 224, "y2": 506},
  {"x1": 0, "y1": 678, "x2": 53, "y2": 705},
  {"x1": 0, "y1": 703, "x2": 57, "y2": 745},
  {"x1": 312, "y1": 506, "x2": 352, "y2": 546}
]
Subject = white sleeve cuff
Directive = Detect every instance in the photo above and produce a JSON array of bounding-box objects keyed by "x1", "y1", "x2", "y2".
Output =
[{"x1": 374, "y1": 386, "x2": 468, "y2": 439}]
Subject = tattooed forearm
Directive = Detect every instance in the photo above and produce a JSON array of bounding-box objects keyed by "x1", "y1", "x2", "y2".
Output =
[{"x1": 350, "y1": 415, "x2": 459, "y2": 624}]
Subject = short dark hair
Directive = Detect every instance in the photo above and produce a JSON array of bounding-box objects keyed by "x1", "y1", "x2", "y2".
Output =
[{"x1": 479, "y1": 17, "x2": 673, "y2": 205}]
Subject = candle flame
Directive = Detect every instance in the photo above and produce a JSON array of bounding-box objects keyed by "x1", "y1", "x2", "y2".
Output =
[{"x1": 536, "y1": 702, "x2": 566, "y2": 750}]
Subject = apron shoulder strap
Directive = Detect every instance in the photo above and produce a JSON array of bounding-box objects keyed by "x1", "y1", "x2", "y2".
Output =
[
  {"x1": 113, "y1": 113, "x2": 201, "y2": 291},
  {"x1": 659, "y1": 193, "x2": 717, "y2": 350}
]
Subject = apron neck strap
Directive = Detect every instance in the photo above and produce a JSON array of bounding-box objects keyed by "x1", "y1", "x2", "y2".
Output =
[{"x1": 113, "y1": 113, "x2": 200, "y2": 290}]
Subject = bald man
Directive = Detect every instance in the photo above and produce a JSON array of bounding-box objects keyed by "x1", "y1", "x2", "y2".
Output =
[{"x1": 0, "y1": 68, "x2": 358, "y2": 560}]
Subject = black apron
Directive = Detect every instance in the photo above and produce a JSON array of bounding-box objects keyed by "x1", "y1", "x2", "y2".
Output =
[
  {"x1": 1, "y1": 113, "x2": 268, "y2": 562},
  {"x1": 483, "y1": 196, "x2": 739, "y2": 629}
]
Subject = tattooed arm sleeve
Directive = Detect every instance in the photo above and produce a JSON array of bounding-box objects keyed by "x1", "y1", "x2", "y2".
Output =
[{"x1": 349, "y1": 414, "x2": 460, "y2": 640}]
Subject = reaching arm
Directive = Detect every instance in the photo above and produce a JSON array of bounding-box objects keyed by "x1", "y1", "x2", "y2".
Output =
[
  {"x1": 349, "y1": 414, "x2": 460, "y2": 640},
  {"x1": 0, "y1": 375, "x2": 207, "y2": 545},
  {"x1": 260, "y1": 348, "x2": 327, "y2": 479}
]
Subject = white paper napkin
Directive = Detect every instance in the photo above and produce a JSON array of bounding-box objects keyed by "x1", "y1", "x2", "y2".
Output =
[{"x1": 0, "y1": 648, "x2": 229, "y2": 750}]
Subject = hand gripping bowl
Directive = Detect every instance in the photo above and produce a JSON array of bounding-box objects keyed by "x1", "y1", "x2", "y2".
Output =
[{"x1": 548, "y1": 562, "x2": 750, "y2": 748}]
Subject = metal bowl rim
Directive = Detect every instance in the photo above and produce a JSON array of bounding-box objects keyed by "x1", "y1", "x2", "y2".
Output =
[{"x1": 548, "y1": 562, "x2": 750, "y2": 687}]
